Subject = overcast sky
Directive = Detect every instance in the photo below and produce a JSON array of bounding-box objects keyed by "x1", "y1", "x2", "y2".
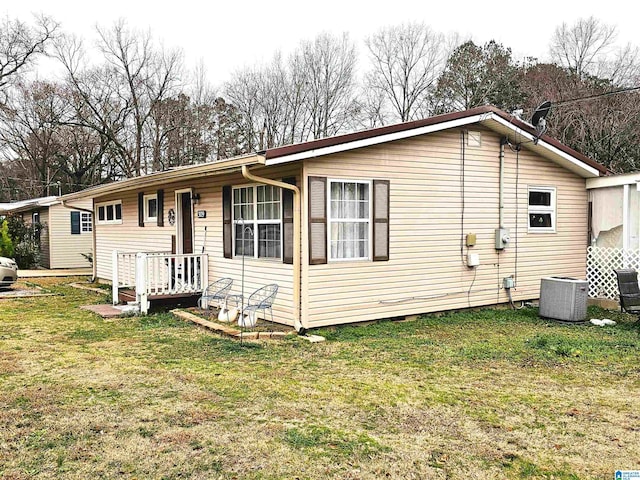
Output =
[{"x1": 4, "y1": 0, "x2": 638, "y2": 88}]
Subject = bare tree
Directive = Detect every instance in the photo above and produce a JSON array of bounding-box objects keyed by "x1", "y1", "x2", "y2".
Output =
[
  {"x1": 300, "y1": 33, "x2": 358, "y2": 139},
  {"x1": 56, "y1": 21, "x2": 183, "y2": 176},
  {"x1": 365, "y1": 22, "x2": 447, "y2": 123},
  {"x1": 0, "y1": 81, "x2": 65, "y2": 198},
  {"x1": 0, "y1": 14, "x2": 59, "y2": 93},
  {"x1": 550, "y1": 17, "x2": 617, "y2": 79}
]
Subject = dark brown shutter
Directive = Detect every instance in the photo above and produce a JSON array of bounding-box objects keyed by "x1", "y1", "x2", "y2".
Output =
[
  {"x1": 157, "y1": 189, "x2": 164, "y2": 227},
  {"x1": 222, "y1": 186, "x2": 232, "y2": 258},
  {"x1": 282, "y1": 177, "x2": 296, "y2": 264},
  {"x1": 138, "y1": 192, "x2": 144, "y2": 227},
  {"x1": 308, "y1": 176, "x2": 327, "y2": 265},
  {"x1": 373, "y1": 179, "x2": 390, "y2": 261}
]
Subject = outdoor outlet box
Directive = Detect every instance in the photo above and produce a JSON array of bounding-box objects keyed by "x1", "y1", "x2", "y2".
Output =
[
  {"x1": 503, "y1": 276, "x2": 515, "y2": 289},
  {"x1": 467, "y1": 253, "x2": 480, "y2": 267},
  {"x1": 466, "y1": 233, "x2": 476, "y2": 247},
  {"x1": 495, "y1": 227, "x2": 510, "y2": 250}
]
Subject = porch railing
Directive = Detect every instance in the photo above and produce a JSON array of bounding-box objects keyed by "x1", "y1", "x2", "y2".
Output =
[{"x1": 112, "y1": 250, "x2": 208, "y2": 313}]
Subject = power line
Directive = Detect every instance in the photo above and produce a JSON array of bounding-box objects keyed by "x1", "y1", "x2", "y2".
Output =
[{"x1": 554, "y1": 85, "x2": 640, "y2": 107}]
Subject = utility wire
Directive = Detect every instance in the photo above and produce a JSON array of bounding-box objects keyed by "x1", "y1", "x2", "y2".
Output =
[{"x1": 553, "y1": 85, "x2": 640, "y2": 107}]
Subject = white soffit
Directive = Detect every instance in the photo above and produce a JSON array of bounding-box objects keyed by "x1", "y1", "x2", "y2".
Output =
[
  {"x1": 487, "y1": 116, "x2": 600, "y2": 178},
  {"x1": 264, "y1": 114, "x2": 490, "y2": 165},
  {"x1": 265, "y1": 112, "x2": 601, "y2": 179}
]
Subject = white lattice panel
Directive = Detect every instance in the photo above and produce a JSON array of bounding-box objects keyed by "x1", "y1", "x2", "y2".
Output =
[{"x1": 586, "y1": 246, "x2": 640, "y2": 299}]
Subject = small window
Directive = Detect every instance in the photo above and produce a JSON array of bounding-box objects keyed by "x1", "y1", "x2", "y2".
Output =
[
  {"x1": 328, "y1": 180, "x2": 371, "y2": 260},
  {"x1": 528, "y1": 187, "x2": 556, "y2": 232},
  {"x1": 96, "y1": 200, "x2": 122, "y2": 225},
  {"x1": 81, "y1": 212, "x2": 92, "y2": 232},
  {"x1": 144, "y1": 194, "x2": 158, "y2": 222}
]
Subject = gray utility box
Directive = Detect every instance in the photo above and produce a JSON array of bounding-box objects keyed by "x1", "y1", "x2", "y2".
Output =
[{"x1": 539, "y1": 277, "x2": 588, "y2": 322}]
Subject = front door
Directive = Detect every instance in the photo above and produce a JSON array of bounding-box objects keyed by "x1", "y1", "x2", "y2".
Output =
[{"x1": 177, "y1": 191, "x2": 193, "y2": 254}]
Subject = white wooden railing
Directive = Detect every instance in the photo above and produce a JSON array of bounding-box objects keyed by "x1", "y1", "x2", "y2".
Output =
[
  {"x1": 586, "y1": 246, "x2": 640, "y2": 299},
  {"x1": 112, "y1": 251, "x2": 208, "y2": 313}
]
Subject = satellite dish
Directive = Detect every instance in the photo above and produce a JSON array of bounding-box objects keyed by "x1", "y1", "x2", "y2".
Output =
[{"x1": 531, "y1": 101, "x2": 552, "y2": 144}]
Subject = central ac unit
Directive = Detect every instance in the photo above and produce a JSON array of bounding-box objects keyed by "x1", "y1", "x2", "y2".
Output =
[{"x1": 539, "y1": 277, "x2": 588, "y2": 322}]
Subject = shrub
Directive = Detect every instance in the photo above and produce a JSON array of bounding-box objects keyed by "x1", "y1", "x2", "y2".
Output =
[
  {"x1": 0, "y1": 220, "x2": 14, "y2": 258},
  {"x1": 2, "y1": 215, "x2": 42, "y2": 268}
]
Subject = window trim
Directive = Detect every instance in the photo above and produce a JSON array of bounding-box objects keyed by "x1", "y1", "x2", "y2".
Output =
[
  {"x1": 96, "y1": 200, "x2": 123, "y2": 225},
  {"x1": 232, "y1": 184, "x2": 283, "y2": 260},
  {"x1": 528, "y1": 186, "x2": 556, "y2": 233},
  {"x1": 81, "y1": 212, "x2": 92, "y2": 233},
  {"x1": 143, "y1": 193, "x2": 158, "y2": 223},
  {"x1": 327, "y1": 178, "x2": 373, "y2": 262}
]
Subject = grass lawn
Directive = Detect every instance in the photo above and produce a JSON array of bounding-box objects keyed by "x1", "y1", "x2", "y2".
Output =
[{"x1": 1, "y1": 277, "x2": 639, "y2": 479}]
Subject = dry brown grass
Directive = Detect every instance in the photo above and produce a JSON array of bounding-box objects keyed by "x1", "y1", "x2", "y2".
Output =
[{"x1": 1, "y1": 276, "x2": 639, "y2": 479}]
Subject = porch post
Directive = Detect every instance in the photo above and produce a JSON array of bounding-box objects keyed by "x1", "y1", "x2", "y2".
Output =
[
  {"x1": 201, "y1": 254, "x2": 209, "y2": 309},
  {"x1": 136, "y1": 252, "x2": 149, "y2": 314},
  {"x1": 112, "y1": 250, "x2": 119, "y2": 306}
]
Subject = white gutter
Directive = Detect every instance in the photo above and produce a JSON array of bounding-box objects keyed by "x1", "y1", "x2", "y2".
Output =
[
  {"x1": 586, "y1": 172, "x2": 640, "y2": 189},
  {"x1": 62, "y1": 155, "x2": 264, "y2": 202},
  {"x1": 265, "y1": 112, "x2": 601, "y2": 179},
  {"x1": 264, "y1": 115, "x2": 490, "y2": 165},
  {"x1": 488, "y1": 115, "x2": 601, "y2": 178},
  {"x1": 241, "y1": 165, "x2": 304, "y2": 332}
]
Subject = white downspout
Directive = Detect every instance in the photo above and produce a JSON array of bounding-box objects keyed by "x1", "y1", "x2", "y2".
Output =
[{"x1": 241, "y1": 165, "x2": 304, "y2": 332}]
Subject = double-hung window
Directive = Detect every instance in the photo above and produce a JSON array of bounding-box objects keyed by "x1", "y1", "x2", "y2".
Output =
[
  {"x1": 233, "y1": 185, "x2": 282, "y2": 259},
  {"x1": 528, "y1": 186, "x2": 556, "y2": 232},
  {"x1": 328, "y1": 180, "x2": 371, "y2": 260}
]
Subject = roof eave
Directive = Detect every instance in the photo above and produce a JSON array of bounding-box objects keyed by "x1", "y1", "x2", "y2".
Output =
[{"x1": 61, "y1": 154, "x2": 265, "y2": 202}]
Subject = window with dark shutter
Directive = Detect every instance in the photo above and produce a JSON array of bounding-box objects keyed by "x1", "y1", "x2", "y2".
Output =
[
  {"x1": 373, "y1": 180, "x2": 390, "y2": 261},
  {"x1": 308, "y1": 176, "x2": 327, "y2": 264},
  {"x1": 138, "y1": 192, "x2": 144, "y2": 227},
  {"x1": 282, "y1": 177, "x2": 296, "y2": 264},
  {"x1": 70, "y1": 211, "x2": 81, "y2": 235},
  {"x1": 222, "y1": 186, "x2": 232, "y2": 258}
]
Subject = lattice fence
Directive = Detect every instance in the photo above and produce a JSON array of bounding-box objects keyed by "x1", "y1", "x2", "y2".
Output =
[{"x1": 586, "y1": 246, "x2": 640, "y2": 299}]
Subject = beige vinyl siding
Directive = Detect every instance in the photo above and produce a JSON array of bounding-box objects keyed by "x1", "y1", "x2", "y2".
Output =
[
  {"x1": 95, "y1": 166, "x2": 300, "y2": 325},
  {"x1": 303, "y1": 127, "x2": 588, "y2": 327},
  {"x1": 48, "y1": 201, "x2": 93, "y2": 268}
]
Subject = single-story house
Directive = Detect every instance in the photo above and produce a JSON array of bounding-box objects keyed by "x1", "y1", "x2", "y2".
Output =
[
  {"x1": 0, "y1": 196, "x2": 93, "y2": 269},
  {"x1": 62, "y1": 105, "x2": 607, "y2": 330}
]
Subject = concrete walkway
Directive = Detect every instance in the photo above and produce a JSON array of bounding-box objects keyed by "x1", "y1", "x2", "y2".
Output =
[{"x1": 18, "y1": 268, "x2": 92, "y2": 278}]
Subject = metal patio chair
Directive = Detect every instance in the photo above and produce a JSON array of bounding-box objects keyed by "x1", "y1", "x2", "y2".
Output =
[
  {"x1": 239, "y1": 284, "x2": 278, "y2": 328},
  {"x1": 197, "y1": 277, "x2": 233, "y2": 310},
  {"x1": 614, "y1": 269, "x2": 640, "y2": 318}
]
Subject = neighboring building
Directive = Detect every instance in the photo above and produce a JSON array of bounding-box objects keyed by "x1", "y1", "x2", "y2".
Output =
[
  {"x1": 62, "y1": 106, "x2": 607, "y2": 330},
  {"x1": 585, "y1": 173, "x2": 640, "y2": 300},
  {"x1": 586, "y1": 173, "x2": 640, "y2": 250},
  {"x1": 0, "y1": 196, "x2": 93, "y2": 269}
]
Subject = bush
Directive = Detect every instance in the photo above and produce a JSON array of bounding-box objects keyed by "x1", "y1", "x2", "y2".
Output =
[
  {"x1": 2, "y1": 215, "x2": 42, "y2": 268},
  {"x1": 0, "y1": 220, "x2": 14, "y2": 258}
]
